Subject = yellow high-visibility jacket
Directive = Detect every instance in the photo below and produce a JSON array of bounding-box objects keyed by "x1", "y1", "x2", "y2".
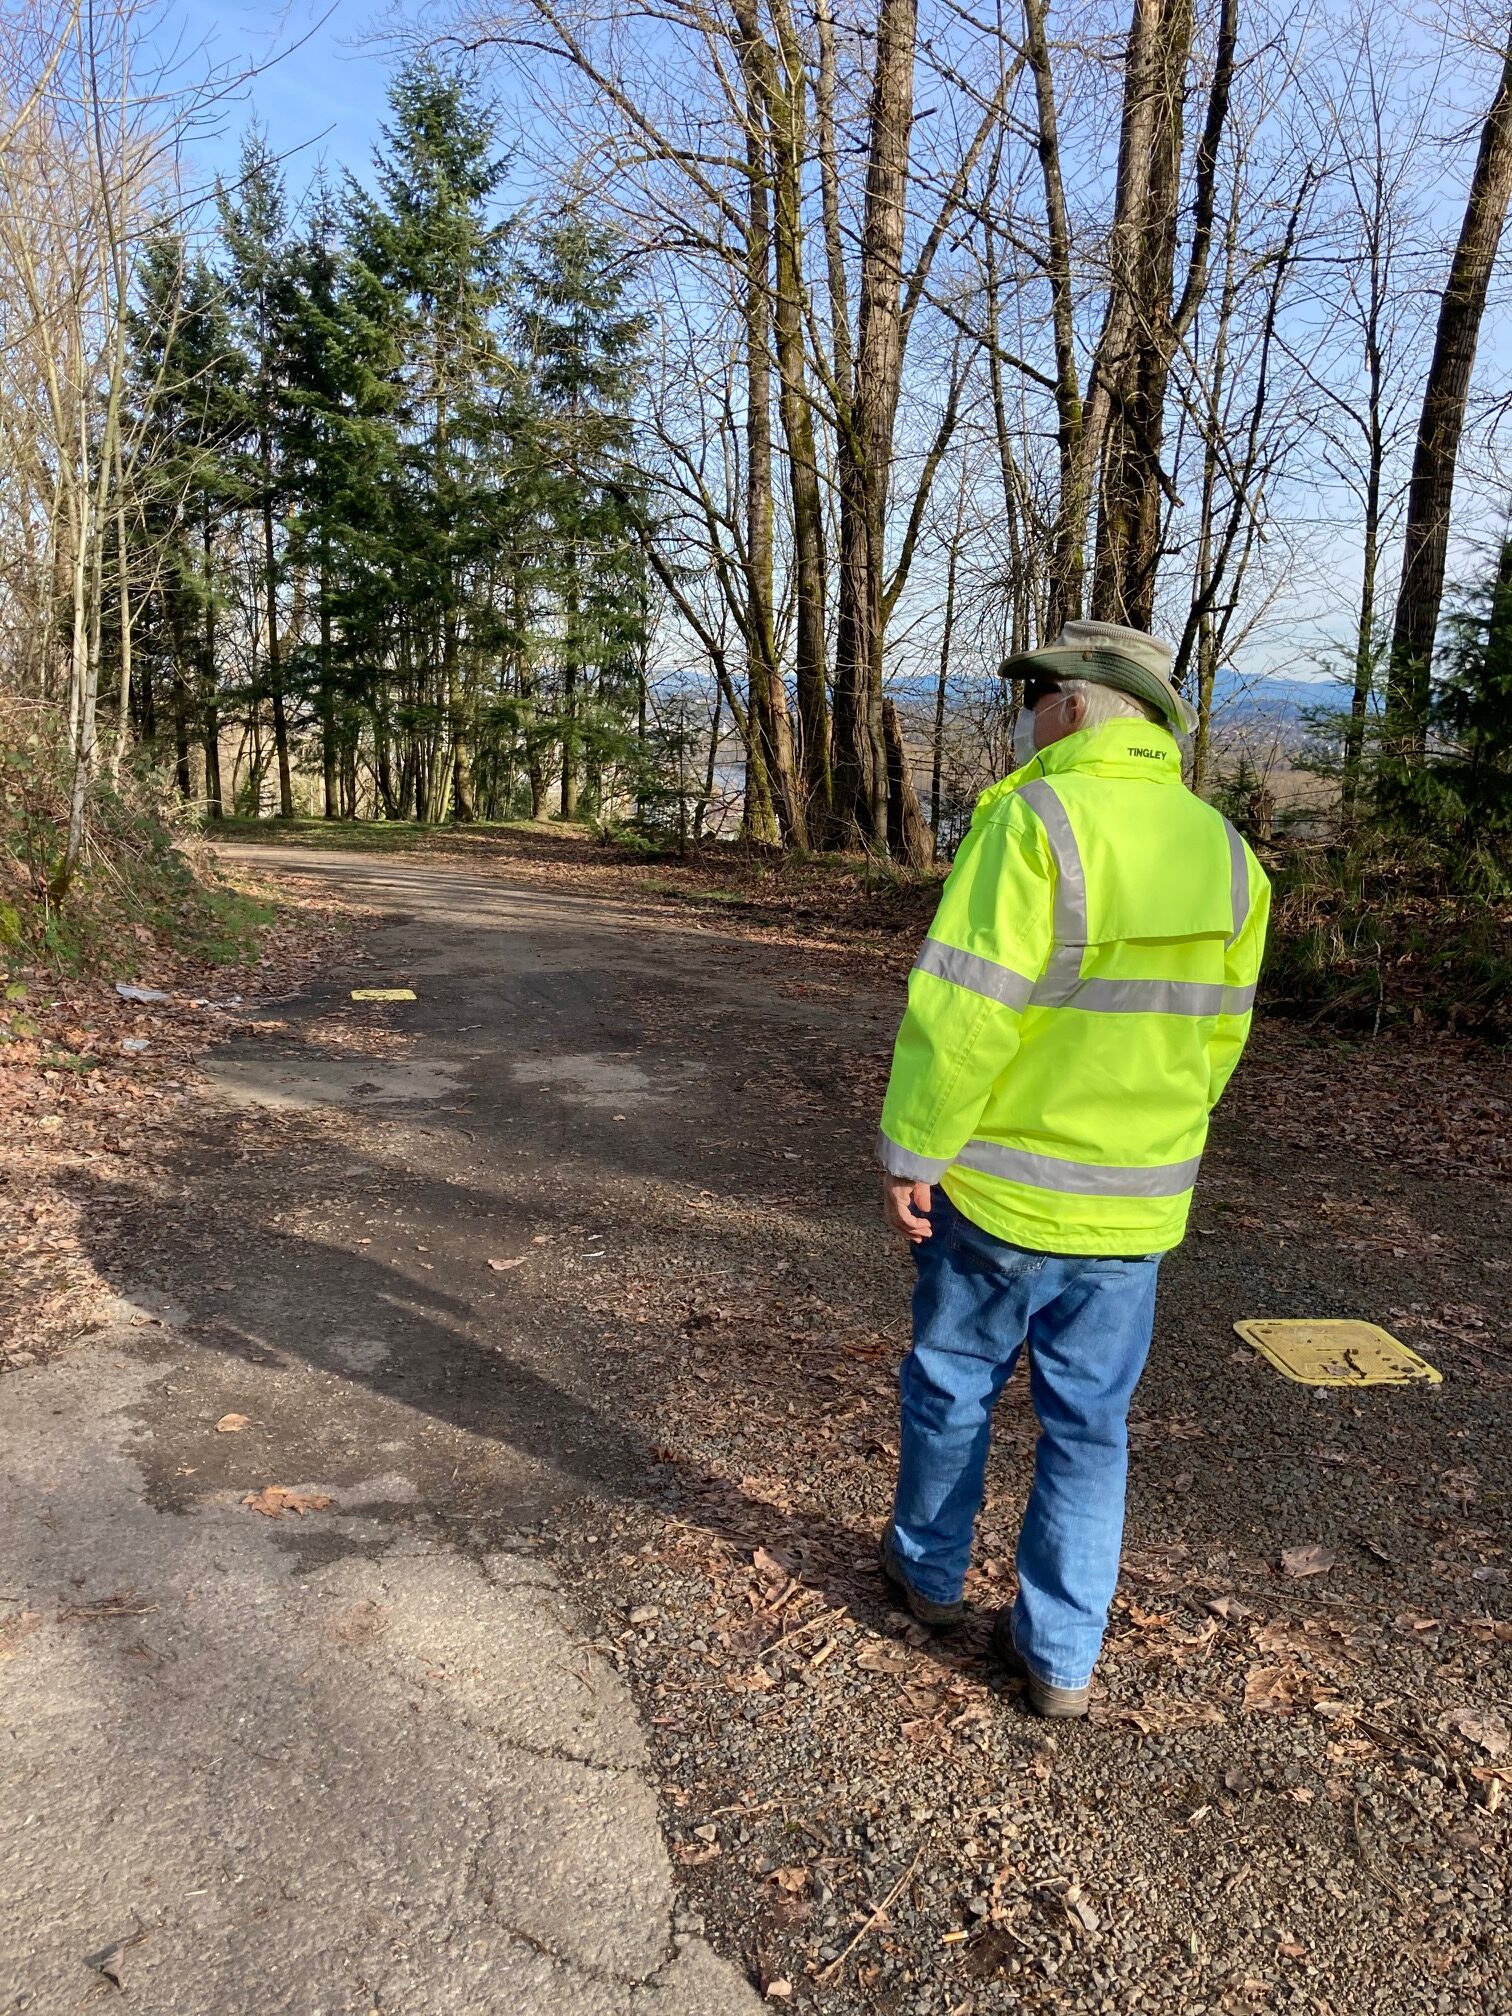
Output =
[{"x1": 878, "y1": 716, "x2": 1270, "y2": 1255}]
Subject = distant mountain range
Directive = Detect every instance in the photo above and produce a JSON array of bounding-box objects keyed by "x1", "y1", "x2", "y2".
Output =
[{"x1": 1211, "y1": 672, "x2": 1338, "y2": 724}]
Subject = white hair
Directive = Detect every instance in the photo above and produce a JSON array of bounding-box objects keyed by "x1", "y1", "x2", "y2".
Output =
[{"x1": 1058, "y1": 678, "x2": 1163, "y2": 730}]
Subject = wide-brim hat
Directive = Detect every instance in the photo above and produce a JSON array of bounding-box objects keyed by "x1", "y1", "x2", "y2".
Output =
[{"x1": 999, "y1": 619, "x2": 1198, "y2": 737}]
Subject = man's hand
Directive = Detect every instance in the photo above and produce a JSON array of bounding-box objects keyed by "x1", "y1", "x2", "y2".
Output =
[{"x1": 882, "y1": 1175, "x2": 934, "y2": 1244}]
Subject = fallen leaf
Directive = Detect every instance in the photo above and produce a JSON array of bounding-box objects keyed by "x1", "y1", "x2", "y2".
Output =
[
  {"x1": 1255, "y1": 1617, "x2": 1354, "y2": 1660},
  {"x1": 214, "y1": 1412, "x2": 251, "y2": 1434},
  {"x1": 242, "y1": 1486, "x2": 333, "y2": 1520},
  {"x1": 1280, "y1": 1545, "x2": 1337, "y2": 1579},
  {"x1": 752, "y1": 1545, "x2": 790, "y2": 1588},
  {"x1": 1087, "y1": 1698, "x2": 1224, "y2": 1734},
  {"x1": 487, "y1": 1257, "x2": 527, "y2": 1271},
  {"x1": 0, "y1": 1611, "x2": 42, "y2": 1661},
  {"x1": 764, "y1": 1982, "x2": 793, "y2": 2002},
  {"x1": 1207, "y1": 1595, "x2": 1259, "y2": 1621},
  {"x1": 855, "y1": 1642, "x2": 909, "y2": 1675},
  {"x1": 1244, "y1": 1663, "x2": 1307, "y2": 1714},
  {"x1": 767, "y1": 1867, "x2": 809, "y2": 1893},
  {"x1": 84, "y1": 1931, "x2": 147, "y2": 1986},
  {"x1": 1393, "y1": 1611, "x2": 1440, "y2": 1641},
  {"x1": 1442, "y1": 1706, "x2": 1509, "y2": 1759},
  {"x1": 327, "y1": 1600, "x2": 390, "y2": 1645}
]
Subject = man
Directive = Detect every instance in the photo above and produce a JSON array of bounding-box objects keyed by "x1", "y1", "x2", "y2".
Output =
[{"x1": 875, "y1": 619, "x2": 1270, "y2": 1718}]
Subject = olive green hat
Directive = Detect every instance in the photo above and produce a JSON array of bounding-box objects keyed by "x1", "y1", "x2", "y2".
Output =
[{"x1": 999, "y1": 618, "x2": 1199, "y2": 736}]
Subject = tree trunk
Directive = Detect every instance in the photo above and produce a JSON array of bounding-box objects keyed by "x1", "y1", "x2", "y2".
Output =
[
  {"x1": 1384, "y1": 22, "x2": 1512, "y2": 782},
  {"x1": 261, "y1": 467, "x2": 294, "y2": 818},
  {"x1": 734, "y1": 49, "x2": 782, "y2": 846},
  {"x1": 1087, "y1": 0, "x2": 1234, "y2": 629},
  {"x1": 832, "y1": 0, "x2": 918, "y2": 854},
  {"x1": 931, "y1": 487, "x2": 963, "y2": 846},
  {"x1": 1022, "y1": 0, "x2": 1085, "y2": 633},
  {"x1": 319, "y1": 542, "x2": 337, "y2": 819},
  {"x1": 1089, "y1": 0, "x2": 1196, "y2": 627},
  {"x1": 447, "y1": 615, "x2": 476, "y2": 820},
  {"x1": 201, "y1": 513, "x2": 223, "y2": 818},
  {"x1": 882, "y1": 696, "x2": 932, "y2": 868},
  {"x1": 755, "y1": 0, "x2": 825, "y2": 841}
]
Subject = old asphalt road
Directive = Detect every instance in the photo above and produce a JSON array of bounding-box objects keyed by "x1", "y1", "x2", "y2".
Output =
[{"x1": 0, "y1": 845, "x2": 841, "y2": 2016}]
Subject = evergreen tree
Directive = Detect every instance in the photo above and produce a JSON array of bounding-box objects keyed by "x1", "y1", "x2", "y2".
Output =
[
  {"x1": 519, "y1": 204, "x2": 648, "y2": 819},
  {"x1": 1425, "y1": 531, "x2": 1512, "y2": 859},
  {"x1": 217, "y1": 133, "x2": 300, "y2": 817},
  {"x1": 346, "y1": 56, "x2": 515, "y2": 822},
  {"x1": 125, "y1": 226, "x2": 239, "y2": 813}
]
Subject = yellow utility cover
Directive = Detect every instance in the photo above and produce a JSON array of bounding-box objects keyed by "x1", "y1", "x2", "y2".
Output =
[
  {"x1": 350, "y1": 988, "x2": 416, "y2": 1002},
  {"x1": 1234, "y1": 1319, "x2": 1441, "y2": 1387}
]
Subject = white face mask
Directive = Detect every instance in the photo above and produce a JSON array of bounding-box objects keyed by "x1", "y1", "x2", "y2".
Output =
[{"x1": 1012, "y1": 709, "x2": 1039, "y2": 770}]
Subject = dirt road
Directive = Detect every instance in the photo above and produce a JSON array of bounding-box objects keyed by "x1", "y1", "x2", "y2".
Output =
[{"x1": 3, "y1": 845, "x2": 1507, "y2": 2014}]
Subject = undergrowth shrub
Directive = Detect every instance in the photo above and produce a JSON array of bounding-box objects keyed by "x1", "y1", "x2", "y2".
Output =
[
  {"x1": 1262, "y1": 832, "x2": 1512, "y2": 1041},
  {"x1": 1, "y1": 700, "x2": 270, "y2": 979}
]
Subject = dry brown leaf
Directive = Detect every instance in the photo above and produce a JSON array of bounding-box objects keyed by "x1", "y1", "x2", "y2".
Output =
[
  {"x1": 1255, "y1": 1617, "x2": 1353, "y2": 1661},
  {"x1": 752, "y1": 1545, "x2": 790, "y2": 1588},
  {"x1": 767, "y1": 1867, "x2": 809, "y2": 1893},
  {"x1": 214, "y1": 1412, "x2": 251, "y2": 1434},
  {"x1": 327, "y1": 1600, "x2": 390, "y2": 1646},
  {"x1": 1243, "y1": 1663, "x2": 1308, "y2": 1714},
  {"x1": 1125, "y1": 1602, "x2": 1174, "y2": 1630},
  {"x1": 0, "y1": 1611, "x2": 42, "y2": 1661},
  {"x1": 242, "y1": 1485, "x2": 333, "y2": 1520},
  {"x1": 855, "y1": 1641, "x2": 909, "y2": 1675},
  {"x1": 1442, "y1": 1706, "x2": 1509, "y2": 1759},
  {"x1": 1088, "y1": 1698, "x2": 1224, "y2": 1734},
  {"x1": 1280, "y1": 1545, "x2": 1337, "y2": 1579},
  {"x1": 1207, "y1": 1595, "x2": 1259, "y2": 1621},
  {"x1": 487, "y1": 1257, "x2": 527, "y2": 1271}
]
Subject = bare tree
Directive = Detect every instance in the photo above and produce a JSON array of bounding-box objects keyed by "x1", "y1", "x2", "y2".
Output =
[{"x1": 1384, "y1": 8, "x2": 1512, "y2": 782}]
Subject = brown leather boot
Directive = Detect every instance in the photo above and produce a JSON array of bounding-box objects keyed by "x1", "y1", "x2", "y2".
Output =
[
  {"x1": 878, "y1": 1523, "x2": 965, "y2": 1628},
  {"x1": 990, "y1": 1609, "x2": 1092, "y2": 1718}
]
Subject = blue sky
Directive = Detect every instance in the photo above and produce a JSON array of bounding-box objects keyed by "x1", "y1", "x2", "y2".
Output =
[{"x1": 171, "y1": 0, "x2": 415, "y2": 195}]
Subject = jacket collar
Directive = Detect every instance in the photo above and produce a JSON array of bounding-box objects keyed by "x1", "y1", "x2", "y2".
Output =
[{"x1": 1012, "y1": 716, "x2": 1184, "y2": 787}]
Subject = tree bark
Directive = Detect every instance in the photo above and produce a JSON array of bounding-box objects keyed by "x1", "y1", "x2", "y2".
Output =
[
  {"x1": 753, "y1": 0, "x2": 825, "y2": 841},
  {"x1": 261, "y1": 461, "x2": 294, "y2": 817},
  {"x1": 1384, "y1": 20, "x2": 1512, "y2": 780},
  {"x1": 1022, "y1": 0, "x2": 1085, "y2": 633},
  {"x1": 882, "y1": 695, "x2": 932, "y2": 868},
  {"x1": 832, "y1": 0, "x2": 918, "y2": 853},
  {"x1": 201, "y1": 512, "x2": 223, "y2": 817},
  {"x1": 1089, "y1": 0, "x2": 1196, "y2": 627},
  {"x1": 733, "y1": 33, "x2": 784, "y2": 846}
]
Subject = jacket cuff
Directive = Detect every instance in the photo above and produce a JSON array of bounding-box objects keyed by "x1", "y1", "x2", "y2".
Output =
[{"x1": 875, "y1": 1129, "x2": 952, "y2": 1182}]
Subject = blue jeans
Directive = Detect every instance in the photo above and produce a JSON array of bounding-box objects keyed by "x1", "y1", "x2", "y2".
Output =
[{"x1": 890, "y1": 1187, "x2": 1160, "y2": 1690}]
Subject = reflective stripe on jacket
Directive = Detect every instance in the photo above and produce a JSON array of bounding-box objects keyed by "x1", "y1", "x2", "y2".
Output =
[{"x1": 878, "y1": 716, "x2": 1271, "y2": 1255}]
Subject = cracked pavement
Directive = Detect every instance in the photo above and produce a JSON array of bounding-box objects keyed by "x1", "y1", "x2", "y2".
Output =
[{"x1": 0, "y1": 848, "x2": 774, "y2": 2015}]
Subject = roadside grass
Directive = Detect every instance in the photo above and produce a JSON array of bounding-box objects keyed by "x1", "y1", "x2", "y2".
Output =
[
  {"x1": 3, "y1": 706, "x2": 278, "y2": 985},
  {"x1": 1264, "y1": 839, "x2": 1512, "y2": 1042}
]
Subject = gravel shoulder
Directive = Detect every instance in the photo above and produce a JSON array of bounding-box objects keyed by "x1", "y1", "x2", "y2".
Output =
[{"x1": 4, "y1": 842, "x2": 1506, "y2": 2016}]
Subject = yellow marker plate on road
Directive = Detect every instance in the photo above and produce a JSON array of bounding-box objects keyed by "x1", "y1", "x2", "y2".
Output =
[
  {"x1": 1234, "y1": 1319, "x2": 1441, "y2": 1387},
  {"x1": 351, "y1": 988, "x2": 416, "y2": 1002}
]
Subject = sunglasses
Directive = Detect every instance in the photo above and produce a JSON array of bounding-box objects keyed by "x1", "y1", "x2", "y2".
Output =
[{"x1": 1023, "y1": 677, "x2": 1064, "y2": 709}]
